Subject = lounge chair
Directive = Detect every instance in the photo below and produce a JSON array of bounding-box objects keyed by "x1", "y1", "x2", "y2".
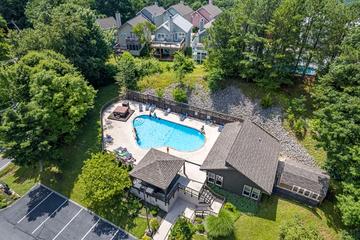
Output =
[
  {"x1": 180, "y1": 113, "x2": 187, "y2": 121},
  {"x1": 150, "y1": 104, "x2": 156, "y2": 113},
  {"x1": 165, "y1": 108, "x2": 171, "y2": 116},
  {"x1": 145, "y1": 103, "x2": 150, "y2": 111},
  {"x1": 206, "y1": 115, "x2": 212, "y2": 125},
  {"x1": 139, "y1": 103, "x2": 143, "y2": 112},
  {"x1": 218, "y1": 125, "x2": 224, "y2": 132}
]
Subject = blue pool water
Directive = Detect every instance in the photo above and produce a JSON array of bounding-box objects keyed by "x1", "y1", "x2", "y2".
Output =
[{"x1": 133, "y1": 115, "x2": 205, "y2": 151}]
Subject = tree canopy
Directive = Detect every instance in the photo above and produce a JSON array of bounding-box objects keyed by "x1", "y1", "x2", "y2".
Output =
[
  {"x1": 0, "y1": 15, "x2": 10, "y2": 61},
  {"x1": 0, "y1": 50, "x2": 96, "y2": 167},
  {"x1": 78, "y1": 152, "x2": 132, "y2": 218},
  {"x1": 13, "y1": 3, "x2": 111, "y2": 86},
  {"x1": 279, "y1": 215, "x2": 323, "y2": 240},
  {"x1": 313, "y1": 26, "x2": 360, "y2": 228}
]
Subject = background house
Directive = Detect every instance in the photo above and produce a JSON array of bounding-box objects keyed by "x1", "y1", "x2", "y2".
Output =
[
  {"x1": 165, "y1": 1, "x2": 194, "y2": 22},
  {"x1": 137, "y1": 3, "x2": 166, "y2": 27},
  {"x1": 151, "y1": 14, "x2": 192, "y2": 60},
  {"x1": 96, "y1": 17, "x2": 117, "y2": 30},
  {"x1": 191, "y1": 0, "x2": 222, "y2": 29},
  {"x1": 192, "y1": 19, "x2": 214, "y2": 62}
]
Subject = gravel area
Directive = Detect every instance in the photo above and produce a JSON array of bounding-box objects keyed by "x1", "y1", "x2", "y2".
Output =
[{"x1": 144, "y1": 84, "x2": 316, "y2": 167}]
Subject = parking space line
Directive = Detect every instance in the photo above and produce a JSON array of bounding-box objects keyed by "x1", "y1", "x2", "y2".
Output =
[
  {"x1": 80, "y1": 219, "x2": 100, "y2": 240},
  {"x1": 17, "y1": 192, "x2": 53, "y2": 224},
  {"x1": 31, "y1": 199, "x2": 68, "y2": 234},
  {"x1": 109, "y1": 229, "x2": 119, "y2": 240},
  {"x1": 52, "y1": 208, "x2": 83, "y2": 240}
]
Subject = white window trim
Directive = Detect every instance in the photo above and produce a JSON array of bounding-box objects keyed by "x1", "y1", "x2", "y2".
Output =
[
  {"x1": 215, "y1": 175, "x2": 223, "y2": 187},
  {"x1": 207, "y1": 172, "x2": 215, "y2": 184},
  {"x1": 291, "y1": 185, "x2": 320, "y2": 201},
  {"x1": 250, "y1": 188, "x2": 261, "y2": 200},
  {"x1": 242, "y1": 185, "x2": 252, "y2": 197}
]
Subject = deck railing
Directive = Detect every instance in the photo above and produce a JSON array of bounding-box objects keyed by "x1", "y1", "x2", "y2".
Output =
[{"x1": 125, "y1": 90, "x2": 244, "y2": 125}]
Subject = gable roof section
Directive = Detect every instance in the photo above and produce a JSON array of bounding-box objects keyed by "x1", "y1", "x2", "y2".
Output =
[
  {"x1": 169, "y1": 2, "x2": 194, "y2": 17},
  {"x1": 201, "y1": 3, "x2": 222, "y2": 18},
  {"x1": 142, "y1": 4, "x2": 166, "y2": 17},
  {"x1": 130, "y1": 149, "x2": 185, "y2": 190},
  {"x1": 172, "y1": 14, "x2": 192, "y2": 32},
  {"x1": 201, "y1": 120, "x2": 280, "y2": 194},
  {"x1": 96, "y1": 17, "x2": 117, "y2": 30},
  {"x1": 278, "y1": 160, "x2": 330, "y2": 196},
  {"x1": 127, "y1": 14, "x2": 150, "y2": 27}
]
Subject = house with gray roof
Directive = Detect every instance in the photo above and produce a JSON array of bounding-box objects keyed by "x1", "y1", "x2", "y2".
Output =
[
  {"x1": 96, "y1": 17, "x2": 117, "y2": 30},
  {"x1": 274, "y1": 160, "x2": 330, "y2": 206},
  {"x1": 151, "y1": 14, "x2": 193, "y2": 60},
  {"x1": 165, "y1": 1, "x2": 194, "y2": 22},
  {"x1": 191, "y1": 0, "x2": 222, "y2": 29},
  {"x1": 201, "y1": 120, "x2": 281, "y2": 201},
  {"x1": 137, "y1": 3, "x2": 166, "y2": 27}
]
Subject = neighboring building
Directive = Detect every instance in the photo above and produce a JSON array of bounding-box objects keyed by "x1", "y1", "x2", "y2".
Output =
[
  {"x1": 96, "y1": 17, "x2": 117, "y2": 30},
  {"x1": 151, "y1": 14, "x2": 193, "y2": 60},
  {"x1": 192, "y1": 19, "x2": 214, "y2": 62},
  {"x1": 137, "y1": 3, "x2": 166, "y2": 27},
  {"x1": 274, "y1": 160, "x2": 330, "y2": 206},
  {"x1": 165, "y1": 1, "x2": 194, "y2": 22},
  {"x1": 191, "y1": 0, "x2": 222, "y2": 29},
  {"x1": 117, "y1": 14, "x2": 151, "y2": 56},
  {"x1": 130, "y1": 149, "x2": 223, "y2": 213},
  {"x1": 200, "y1": 120, "x2": 281, "y2": 201}
]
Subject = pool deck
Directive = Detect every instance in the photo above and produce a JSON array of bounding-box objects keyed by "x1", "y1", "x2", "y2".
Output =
[{"x1": 102, "y1": 100, "x2": 221, "y2": 183}]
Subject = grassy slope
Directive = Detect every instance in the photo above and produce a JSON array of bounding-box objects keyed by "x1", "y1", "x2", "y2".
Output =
[{"x1": 0, "y1": 84, "x2": 147, "y2": 238}]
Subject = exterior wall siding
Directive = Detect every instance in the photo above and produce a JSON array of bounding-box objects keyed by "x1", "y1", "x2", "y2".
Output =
[
  {"x1": 208, "y1": 169, "x2": 265, "y2": 201},
  {"x1": 118, "y1": 24, "x2": 133, "y2": 48},
  {"x1": 191, "y1": 11, "x2": 209, "y2": 28},
  {"x1": 273, "y1": 187, "x2": 319, "y2": 207}
]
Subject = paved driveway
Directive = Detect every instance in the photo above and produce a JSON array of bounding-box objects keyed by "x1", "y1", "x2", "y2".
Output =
[
  {"x1": 0, "y1": 184, "x2": 136, "y2": 240},
  {"x1": 0, "y1": 157, "x2": 12, "y2": 171}
]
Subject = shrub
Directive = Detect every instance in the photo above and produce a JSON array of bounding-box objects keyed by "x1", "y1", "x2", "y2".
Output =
[
  {"x1": 207, "y1": 68, "x2": 223, "y2": 92},
  {"x1": 135, "y1": 58, "x2": 162, "y2": 77},
  {"x1": 260, "y1": 93, "x2": 273, "y2": 108},
  {"x1": 194, "y1": 217, "x2": 203, "y2": 224},
  {"x1": 172, "y1": 87, "x2": 188, "y2": 103},
  {"x1": 195, "y1": 224, "x2": 205, "y2": 233},
  {"x1": 224, "y1": 202, "x2": 236, "y2": 212},
  {"x1": 141, "y1": 234, "x2": 152, "y2": 240},
  {"x1": 279, "y1": 215, "x2": 323, "y2": 240},
  {"x1": 169, "y1": 218, "x2": 194, "y2": 240},
  {"x1": 150, "y1": 218, "x2": 160, "y2": 232},
  {"x1": 205, "y1": 209, "x2": 234, "y2": 239},
  {"x1": 293, "y1": 118, "x2": 306, "y2": 138},
  {"x1": 155, "y1": 88, "x2": 164, "y2": 99}
]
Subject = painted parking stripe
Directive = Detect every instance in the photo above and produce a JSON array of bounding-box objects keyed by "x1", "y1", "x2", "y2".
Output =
[
  {"x1": 31, "y1": 199, "x2": 68, "y2": 234},
  {"x1": 110, "y1": 229, "x2": 120, "y2": 240},
  {"x1": 17, "y1": 192, "x2": 54, "y2": 224},
  {"x1": 80, "y1": 219, "x2": 100, "y2": 240},
  {"x1": 52, "y1": 208, "x2": 83, "y2": 240}
]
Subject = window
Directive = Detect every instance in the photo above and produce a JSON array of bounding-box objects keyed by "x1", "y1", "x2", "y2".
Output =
[
  {"x1": 242, "y1": 185, "x2": 252, "y2": 197},
  {"x1": 304, "y1": 190, "x2": 310, "y2": 197},
  {"x1": 207, "y1": 172, "x2": 215, "y2": 184},
  {"x1": 251, "y1": 188, "x2": 261, "y2": 200},
  {"x1": 157, "y1": 33, "x2": 165, "y2": 40},
  {"x1": 298, "y1": 188, "x2": 304, "y2": 194},
  {"x1": 311, "y1": 193, "x2": 319, "y2": 200},
  {"x1": 215, "y1": 175, "x2": 223, "y2": 187},
  {"x1": 292, "y1": 186, "x2": 299, "y2": 192},
  {"x1": 178, "y1": 32, "x2": 185, "y2": 39}
]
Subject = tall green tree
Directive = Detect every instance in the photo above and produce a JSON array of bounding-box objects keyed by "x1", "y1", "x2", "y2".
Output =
[
  {"x1": 116, "y1": 51, "x2": 137, "y2": 90},
  {"x1": 173, "y1": 51, "x2": 195, "y2": 82},
  {"x1": 0, "y1": 0, "x2": 29, "y2": 28},
  {"x1": 13, "y1": 3, "x2": 111, "y2": 86},
  {"x1": 0, "y1": 50, "x2": 96, "y2": 168},
  {"x1": 78, "y1": 152, "x2": 132, "y2": 219},
  {"x1": 0, "y1": 15, "x2": 10, "y2": 61},
  {"x1": 313, "y1": 26, "x2": 360, "y2": 228},
  {"x1": 279, "y1": 215, "x2": 324, "y2": 240}
]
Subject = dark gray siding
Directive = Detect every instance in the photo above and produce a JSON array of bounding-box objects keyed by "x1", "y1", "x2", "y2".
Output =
[
  {"x1": 273, "y1": 187, "x2": 319, "y2": 207},
  {"x1": 208, "y1": 169, "x2": 266, "y2": 201}
]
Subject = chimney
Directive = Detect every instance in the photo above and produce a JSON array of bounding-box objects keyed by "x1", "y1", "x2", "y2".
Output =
[
  {"x1": 169, "y1": 15, "x2": 174, "y2": 33},
  {"x1": 209, "y1": 0, "x2": 213, "y2": 5},
  {"x1": 199, "y1": 18, "x2": 205, "y2": 31},
  {"x1": 115, "y1": 12, "x2": 122, "y2": 28}
]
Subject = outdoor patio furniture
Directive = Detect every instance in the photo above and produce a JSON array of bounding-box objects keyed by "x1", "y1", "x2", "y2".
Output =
[
  {"x1": 139, "y1": 103, "x2": 143, "y2": 112},
  {"x1": 180, "y1": 113, "x2": 187, "y2": 121},
  {"x1": 145, "y1": 103, "x2": 150, "y2": 111},
  {"x1": 113, "y1": 105, "x2": 129, "y2": 118},
  {"x1": 150, "y1": 104, "x2": 156, "y2": 113},
  {"x1": 218, "y1": 125, "x2": 224, "y2": 132},
  {"x1": 165, "y1": 108, "x2": 171, "y2": 116}
]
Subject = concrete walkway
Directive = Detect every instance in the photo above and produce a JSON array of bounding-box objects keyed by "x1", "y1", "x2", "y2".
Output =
[
  {"x1": 153, "y1": 199, "x2": 195, "y2": 240},
  {"x1": 0, "y1": 157, "x2": 11, "y2": 172}
]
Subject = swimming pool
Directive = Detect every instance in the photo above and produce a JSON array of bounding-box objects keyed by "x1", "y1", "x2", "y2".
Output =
[{"x1": 133, "y1": 115, "x2": 205, "y2": 152}]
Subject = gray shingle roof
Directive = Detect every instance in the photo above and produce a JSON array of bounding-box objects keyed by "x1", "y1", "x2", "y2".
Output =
[
  {"x1": 201, "y1": 3, "x2": 222, "y2": 18},
  {"x1": 127, "y1": 14, "x2": 150, "y2": 27},
  {"x1": 278, "y1": 160, "x2": 330, "y2": 196},
  {"x1": 169, "y1": 2, "x2": 194, "y2": 16},
  {"x1": 96, "y1": 17, "x2": 117, "y2": 30},
  {"x1": 143, "y1": 4, "x2": 166, "y2": 17},
  {"x1": 130, "y1": 149, "x2": 185, "y2": 190},
  {"x1": 201, "y1": 120, "x2": 280, "y2": 194}
]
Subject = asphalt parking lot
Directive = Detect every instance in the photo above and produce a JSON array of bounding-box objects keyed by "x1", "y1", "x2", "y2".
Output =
[{"x1": 0, "y1": 184, "x2": 136, "y2": 240}]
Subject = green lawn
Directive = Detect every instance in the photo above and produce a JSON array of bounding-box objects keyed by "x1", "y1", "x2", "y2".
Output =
[
  {"x1": 137, "y1": 62, "x2": 207, "y2": 93},
  {"x1": 0, "y1": 84, "x2": 147, "y2": 238}
]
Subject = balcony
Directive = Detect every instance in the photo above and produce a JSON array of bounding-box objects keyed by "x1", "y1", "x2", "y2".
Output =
[{"x1": 151, "y1": 38, "x2": 185, "y2": 50}]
